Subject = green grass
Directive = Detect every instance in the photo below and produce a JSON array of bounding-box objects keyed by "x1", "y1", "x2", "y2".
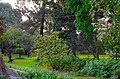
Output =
[
  {"x1": 3, "y1": 54, "x2": 38, "y2": 67},
  {"x1": 3, "y1": 54, "x2": 98, "y2": 79},
  {"x1": 77, "y1": 53, "x2": 110, "y2": 59}
]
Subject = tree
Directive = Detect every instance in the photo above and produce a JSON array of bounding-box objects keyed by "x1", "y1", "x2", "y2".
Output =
[
  {"x1": 45, "y1": 1, "x2": 78, "y2": 56},
  {"x1": 0, "y1": 3, "x2": 17, "y2": 27},
  {"x1": 90, "y1": 0, "x2": 120, "y2": 59},
  {"x1": 64, "y1": 0, "x2": 102, "y2": 59},
  {"x1": 1, "y1": 27, "x2": 34, "y2": 47}
]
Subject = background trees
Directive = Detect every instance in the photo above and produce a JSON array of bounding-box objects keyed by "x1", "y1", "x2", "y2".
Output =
[
  {"x1": 0, "y1": 27, "x2": 34, "y2": 51},
  {"x1": 0, "y1": 3, "x2": 17, "y2": 27}
]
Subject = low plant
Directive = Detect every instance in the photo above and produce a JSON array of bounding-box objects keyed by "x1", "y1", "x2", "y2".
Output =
[
  {"x1": 6, "y1": 63, "x2": 63, "y2": 79},
  {"x1": 78, "y1": 59, "x2": 120, "y2": 78}
]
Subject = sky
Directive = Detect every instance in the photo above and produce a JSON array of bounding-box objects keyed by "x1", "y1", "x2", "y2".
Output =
[
  {"x1": 0, "y1": 0, "x2": 17, "y2": 8},
  {"x1": 0, "y1": 0, "x2": 38, "y2": 21}
]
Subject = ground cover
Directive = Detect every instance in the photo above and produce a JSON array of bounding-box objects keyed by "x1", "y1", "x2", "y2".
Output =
[{"x1": 3, "y1": 54, "x2": 98, "y2": 79}]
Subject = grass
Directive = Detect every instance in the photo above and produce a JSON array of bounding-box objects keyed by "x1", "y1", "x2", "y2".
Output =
[
  {"x1": 77, "y1": 53, "x2": 110, "y2": 59},
  {"x1": 3, "y1": 54, "x2": 99, "y2": 79},
  {"x1": 3, "y1": 54, "x2": 38, "y2": 67},
  {"x1": 3, "y1": 54, "x2": 110, "y2": 67}
]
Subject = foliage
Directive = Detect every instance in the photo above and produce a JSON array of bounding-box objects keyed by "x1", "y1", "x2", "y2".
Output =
[
  {"x1": 113, "y1": 69, "x2": 120, "y2": 76},
  {"x1": 1, "y1": 27, "x2": 34, "y2": 48},
  {"x1": 92, "y1": 0, "x2": 120, "y2": 57},
  {"x1": 0, "y1": 3, "x2": 17, "y2": 27},
  {"x1": 15, "y1": 48, "x2": 25, "y2": 58},
  {"x1": 103, "y1": 25, "x2": 120, "y2": 56},
  {"x1": 49, "y1": 56, "x2": 86, "y2": 71},
  {"x1": 19, "y1": 71, "x2": 63, "y2": 79},
  {"x1": 78, "y1": 59, "x2": 120, "y2": 78},
  {"x1": 15, "y1": 48, "x2": 25, "y2": 53},
  {"x1": 32, "y1": 32, "x2": 70, "y2": 69},
  {"x1": 111, "y1": 69, "x2": 120, "y2": 79},
  {"x1": 64, "y1": 0, "x2": 94, "y2": 37},
  {"x1": 6, "y1": 63, "x2": 63, "y2": 79},
  {"x1": 62, "y1": 56, "x2": 86, "y2": 71}
]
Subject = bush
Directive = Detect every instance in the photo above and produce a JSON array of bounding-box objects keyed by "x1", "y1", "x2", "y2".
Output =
[
  {"x1": 113, "y1": 69, "x2": 120, "y2": 77},
  {"x1": 15, "y1": 48, "x2": 25, "y2": 58},
  {"x1": 32, "y1": 32, "x2": 70, "y2": 70},
  {"x1": 62, "y1": 56, "x2": 86, "y2": 71},
  {"x1": 78, "y1": 59, "x2": 120, "y2": 78},
  {"x1": 49, "y1": 56, "x2": 86, "y2": 71}
]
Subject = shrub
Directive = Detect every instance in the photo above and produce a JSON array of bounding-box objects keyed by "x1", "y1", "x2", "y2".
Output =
[
  {"x1": 62, "y1": 56, "x2": 86, "y2": 71},
  {"x1": 113, "y1": 69, "x2": 120, "y2": 77},
  {"x1": 78, "y1": 59, "x2": 120, "y2": 78},
  {"x1": 15, "y1": 48, "x2": 25, "y2": 58},
  {"x1": 32, "y1": 32, "x2": 70, "y2": 70},
  {"x1": 48, "y1": 56, "x2": 86, "y2": 71}
]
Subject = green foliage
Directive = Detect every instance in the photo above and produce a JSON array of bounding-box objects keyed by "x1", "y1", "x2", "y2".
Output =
[
  {"x1": 32, "y1": 32, "x2": 70, "y2": 69},
  {"x1": 49, "y1": 56, "x2": 86, "y2": 71},
  {"x1": 65, "y1": 0, "x2": 94, "y2": 37},
  {"x1": 6, "y1": 63, "x2": 63, "y2": 79},
  {"x1": 78, "y1": 59, "x2": 120, "y2": 78},
  {"x1": 103, "y1": 25, "x2": 120, "y2": 55},
  {"x1": 15, "y1": 48, "x2": 25, "y2": 53},
  {"x1": 19, "y1": 71, "x2": 63, "y2": 79},
  {"x1": 0, "y1": 3, "x2": 17, "y2": 27},
  {"x1": 62, "y1": 56, "x2": 86, "y2": 71},
  {"x1": 1, "y1": 27, "x2": 34, "y2": 48},
  {"x1": 113, "y1": 69, "x2": 120, "y2": 76},
  {"x1": 15, "y1": 48, "x2": 25, "y2": 58}
]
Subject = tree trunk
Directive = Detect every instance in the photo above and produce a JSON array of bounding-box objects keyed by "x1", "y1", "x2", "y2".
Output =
[
  {"x1": 71, "y1": 47, "x2": 76, "y2": 56},
  {"x1": 19, "y1": 54, "x2": 21, "y2": 58},
  {"x1": 40, "y1": 0, "x2": 48, "y2": 36},
  {"x1": 116, "y1": 52, "x2": 117, "y2": 59},
  {"x1": 0, "y1": 56, "x2": 19, "y2": 78}
]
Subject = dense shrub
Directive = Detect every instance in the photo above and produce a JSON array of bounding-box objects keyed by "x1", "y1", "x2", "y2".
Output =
[
  {"x1": 15, "y1": 48, "x2": 25, "y2": 58},
  {"x1": 62, "y1": 56, "x2": 86, "y2": 71},
  {"x1": 78, "y1": 59, "x2": 120, "y2": 78},
  {"x1": 50, "y1": 56, "x2": 86, "y2": 71},
  {"x1": 111, "y1": 69, "x2": 120, "y2": 79},
  {"x1": 32, "y1": 32, "x2": 70, "y2": 70}
]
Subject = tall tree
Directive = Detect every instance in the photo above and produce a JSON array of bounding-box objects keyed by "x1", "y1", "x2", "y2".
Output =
[
  {"x1": 0, "y1": 3, "x2": 17, "y2": 27},
  {"x1": 39, "y1": 0, "x2": 48, "y2": 35}
]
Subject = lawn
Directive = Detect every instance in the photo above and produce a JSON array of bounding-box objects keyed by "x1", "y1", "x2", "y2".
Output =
[
  {"x1": 3, "y1": 53, "x2": 114, "y2": 79},
  {"x1": 3, "y1": 54, "x2": 98, "y2": 79},
  {"x1": 3, "y1": 54, "x2": 37, "y2": 67},
  {"x1": 77, "y1": 54, "x2": 110, "y2": 59},
  {"x1": 3, "y1": 54, "x2": 110, "y2": 67}
]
